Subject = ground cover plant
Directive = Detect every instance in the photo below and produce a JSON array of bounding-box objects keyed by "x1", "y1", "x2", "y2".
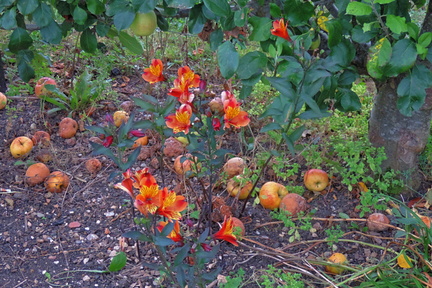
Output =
[{"x1": 1, "y1": 0, "x2": 432, "y2": 287}]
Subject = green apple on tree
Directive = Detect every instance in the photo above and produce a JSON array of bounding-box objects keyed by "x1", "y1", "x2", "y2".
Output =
[{"x1": 130, "y1": 11, "x2": 157, "y2": 36}]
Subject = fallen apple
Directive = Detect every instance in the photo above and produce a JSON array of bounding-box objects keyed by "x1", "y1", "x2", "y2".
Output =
[
  {"x1": 85, "y1": 158, "x2": 102, "y2": 174},
  {"x1": 367, "y1": 212, "x2": 390, "y2": 232},
  {"x1": 113, "y1": 110, "x2": 129, "y2": 127},
  {"x1": 208, "y1": 97, "x2": 224, "y2": 115},
  {"x1": 132, "y1": 136, "x2": 149, "y2": 149},
  {"x1": 279, "y1": 193, "x2": 308, "y2": 216},
  {"x1": 231, "y1": 217, "x2": 245, "y2": 237},
  {"x1": 227, "y1": 176, "x2": 253, "y2": 200},
  {"x1": 325, "y1": 253, "x2": 348, "y2": 275},
  {"x1": 304, "y1": 169, "x2": 329, "y2": 192},
  {"x1": 25, "y1": 163, "x2": 50, "y2": 186},
  {"x1": 10, "y1": 136, "x2": 34, "y2": 158},
  {"x1": 130, "y1": 11, "x2": 157, "y2": 36},
  {"x1": 45, "y1": 171, "x2": 70, "y2": 193},
  {"x1": 59, "y1": 117, "x2": 78, "y2": 139},
  {"x1": 174, "y1": 154, "x2": 199, "y2": 176},
  {"x1": 32, "y1": 131, "x2": 51, "y2": 147},
  {"x1": 259, "y1": 181, "x2": 288, "y2": 210},
  {"x1": 0, "y1": 92, "x2": 7, "y2": 109},
  {"x1": 35, "y1": 149, "x2": 53, "y2": 163},
  {"x1": 163, "y1": 137, "x2": 185, "y2": 157},
  {"x1": 35, "y1": 77, "x2": 57, "y2": 98},
  {"x1": 223, "y1": 157, "x2": 246, "y2": 179}
]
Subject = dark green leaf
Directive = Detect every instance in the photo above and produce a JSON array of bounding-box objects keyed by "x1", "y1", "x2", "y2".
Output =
[
  {"x1": 248, "y1": 16, "x2": 272, "y2": 41},
  {"x1": 336, "y1": 88, "x2": 361, "y2": 111},
  {"x1": 234, "y1": 8, "x2": 248, "y2": 27},
  {"x1": 188, "y1": 4, "x2": 206, "y2": 34},
  {"x1": 1, "y1": 7, "x2": 17, "y2": 29},
  {"x1": 260, "y1": 122, "x2": 282, "y2": 133},
  {"x1": 267, "y1": 77, "x2": 296, "y2": 99},
  {"x1": 8, "y1": 27, "x2": 33, "y2": 53},
  {"x1": 85, "y1": 125, "x2": 107, "y2": 135},
  {"x1": 87, "y1": 0, "x2": 105, "y2": 15},
  {"x1": 90, "y1": 142, "x2": 119, "y2": 165},
  {"x1": 73, "y1": 5, "x2": 88, "y2": 25},
  {"x1": 201, "y1": 267, "x2": 222, "y2": 281},
  {"x1": 123, "y1": 147, "x2": 141, "y2": 170},
  {"x1": 209, "y1": 28, "x2": 223, "y2": 51},
  {"x1": 154, "y1": 236, "x2": 175, "y2": 247},
  {"x1": 113, "y1": 9, "x2": 135, "y2": 31},
  {"x1": 326, "y1": 19, "x2": 343, "y2": 47},
  {"x1": 156, "y1": 12, "x2": 169, "y2": 31},
  {"x1": 203, "y1": 0, "x2": 230, "y2": 16},
  {"x1": 174, "y1": 243, "x2": 191, "y2": 266},
  {"x1": 17, "y1": 52, "x2": 35, "y2": 82},
  {"x1": 17, "y1": 0, "x2": 39, "y2": 15},
  {"x1": 108, "y1": 252, "x2": 127, "y2": 272},
  {"x1": 383, "y1": 39, "x2": 417, "y2": 77},
  {"x1": 237, "y1": 51, "x2": 267, "y2": 80},
  {"x1": 32, "y1": 3, "x2": 52, "y2": 28},
  {"x1": 118, "y1": 31, "x2": 144, "y2": 54},
  {"x1": 351, "y1": 25, "x2": 377, "y2": 43},
  {"x1": 284, "y1": 0, "x2": 314, "y2": 26},
  {"x1": 217, "y1": 41, "x2": 239, "y2": 79},
  {"x1": 80, "y1": 28, "x2": 97, "y2": 53},
  {"x1": 133, "y1": 0, "x2": 157, "y2": 13},
  {"x1": 122, "y1": 230, "x2": 152, "y2": 242},
  {"x1": 40, "y1": 21, "x2": 62, "y2": 44}
]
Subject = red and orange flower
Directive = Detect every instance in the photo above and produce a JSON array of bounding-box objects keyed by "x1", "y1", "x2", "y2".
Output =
[
  {"x1": 157, "y1": 187, "x2": 188, "y2": 220},
  {"x1": 165, "y1": 104, "x2": 193, "y2": 134},
  {"x1": 156, "y1": 221, "x2": 183, "y2": 243},
  {"x1": 213, "y1": 216, "x2": 239, "y2": 246},
  {"x1": 271, "y1": 19, "x2": 291, "y2": 41},
  {"x1": 168, "y1": 66, "x2": 200, "y2": 104},
  {"x1": 223, "y1": 97, "x2": 250, "y2": 129},
  {"x1": 142, "y1": 59, "x2": 166, "y2": 84}
]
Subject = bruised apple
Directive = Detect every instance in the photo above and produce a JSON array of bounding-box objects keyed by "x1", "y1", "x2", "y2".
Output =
[
  {"x1": 325, "y1": 253, "x2": 348, "y2": 275},
  {"x1": 25, "y1": 163, "x2": 50, "y2": 186},
  {"x1": 59, "y1": 117, "x2": 78, "y2": 139},
  {"x1": 130, "y1": 11, "x2": 157, "y2": 36},
  {"x1": 10, "y1": 136, "x2": 34, "y2": 158},
  {"x1": 223, "y1": 157, "x2": 246, "y2": 179},
  {"x1": 45, "y1": 171, "x2": 70, "y2": 193},
  {"x1": 85, "y1": 158, "x2": 102, "y2": 174},
  {"x1": 279, "y1": 193, "x2": 308, "y2": 216},
  {"x1": 174, "y1": 154, "x2": 199, "y2": 176},
  {"x1": 113, "y1": 111, "x2": 129, "y2": 127},
  {"x1": 231, "y1": 217, "x2": 246, "y2": 237},
  {"x1": 259, "y1": 181, "x2": 288, "y2": 210},
  {"x1": 304, "y1": 169, "x2": 329, "y2": 192},
  {"x1": 367, "y1": 212, "x2": 390, "y2": 232},
  {"x1": 0, "y1": 92, "x2": 7, "y2": 109},
  {"x1": 227, "y1": 176, "x2": 253, "y2": 200},
  {"x1": 32, "y1": 131, "x2": 51, "y2": 147},
  {"x1": 35, "y1": 77, "x2": 57, "y2": 98}
]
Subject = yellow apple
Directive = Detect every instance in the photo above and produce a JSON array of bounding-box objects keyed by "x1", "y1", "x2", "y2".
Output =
[
  {"x1": 130, "y1": 11, "x2": 157, "y2": 36},
  {"x1": 325, "y1": 253, "x2": 348, "y2": 275},
  {"x1": 45, "y1": 171, "x2": 70, "y2": 193},
  {"x1": 113, "y1": 111, "x2": 129, "y2": 127},
  {"x1": 227, "y1": 176, "x2": 253, "y2": 200},
  {"x1": 35, "y1": 77, "x2": 57, "y2": 98},
  {"x1": 25, "y1": 163, "x2": 50, "y2": 186},
  {"x1": 10, "y1": 136, "x2": 34, "y2": 158},
  {"x1": 304, "y1": 169, "x2": 329, "y2": 192},
  {"x1": 259, "y1": 181, "x2": 288, "y2": 210},
  {"x1": 0, "y1": 92, "x2": 7, "y2": 109}
]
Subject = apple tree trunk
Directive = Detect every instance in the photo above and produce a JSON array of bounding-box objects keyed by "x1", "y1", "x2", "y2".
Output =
[{"x1": 368, "y1": 79, "x2": 432, "y2": 193}]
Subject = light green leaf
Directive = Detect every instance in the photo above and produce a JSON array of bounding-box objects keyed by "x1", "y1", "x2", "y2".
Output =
[
  {"x1": 407, "y1": 23, "x2": 420, "y2": 40},
  {"x1": 346, "y1": 2, "x2": 372, "y2": 16},
  {"x1": 418, "y1": 32, "x2": 432, "y2": 48},
  {"x1": 73, "y1": 5, "x2": 88, "y2": 25},
  {"x1": 386, "y1": 15, "x2": 407, "y2": 34},
  {"x1": 375, "y1": 0, "x2": 395, "y2": 3},
  {"x1": 108, "y1": 252, "x2": 127, "y2": 272},
  {"x1": 367, "y1": 38, "x2": 392, "y2": 79},
  {"x1": 217, "y1": 41, "x2": 239, "y2": 79},
  {"x1": 118, "y1": 31, "x2": 144, "y2": 54}
]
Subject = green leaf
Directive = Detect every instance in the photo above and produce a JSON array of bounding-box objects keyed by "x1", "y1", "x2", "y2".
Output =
[
  {"x1": 8, "y1": 27, "x2": 33, "y2": 53},
  {"x1": 203, "y1": 0, "x2": 230, "y2": 16},
  {"x1": 375, "y1": 0, "x2": 396, "y2": 3},
  {"x1": 267, "y1": 77, "x2": 296, "y2": 100},
  {"x1": 284, "y1": 0, "x2": 314, "y2": 26},
  {"x1": 407, "y1": 22, "x2": 419, "y2": 40},
  {"x1": 346, "y1": 2, "x2": 372, "y2": 16},
  {"x1": 326, "y1": 19, "x2": 343, "y2": 47},
  {"x1": 133, "y1": 0, "x2": 157, "y2": 13},
  {"x1": 87, "y1": 0, "x2": 105, "y2": 15},
  {"x1": 40, "y1": 21, "x2": 62, "y2": 44},
  {"x1": 386, "y1": 15, "x2": 407, "y2": 34},
  {"x1": 174, "y1": 244, "x2": 191, "y2": 266},
  {"x1": 418, "y1": 32, "x2": 432, "y2": 48},
  {"x1": 188, "y1": 4, "x2": 206, "y2": 34},
  {"x1": 108, "y1": 252, "x2": 127, "y2": 272},
  {"x1": 248, "y1": 16, "x2": 272, "y2": 42},
  {"x1": 209, "y1": 28, "x2": 223, "y2": 51},
  {"x1": 113, "y1": 9, "x2": 135, "y2": 31},
  {"x1": 336, "y1": 88, "x2": 361, "y2": 111},
  {"x1": 80, "y1": 28, "x2": 97, "y2": 53},
  {"x1": 73, "y1": 5, "x2": 88, "y2": 25},
  {"x1": 154, "y1": 236, "x2": 175, "y2": 247},
  {"x1": 122, "y1": 230, "x2": 151, "y2": 242},
  {"x1": 234, "y1": 8, "x2": 248, "y2": 27},
  {"x1": 17, "y1": 0, "x2": 39, "y2": 15},
  {"x1": 383, "y1": 39, "x2": 417, "y2": 77},
  {"x1": 118, "y1": 31, "x2": 144, "y2": 54},
  {"x1": 217, "y1": 41, "x2": 239, "y2": 79},
  {"x1": 236, "y1": 51, "x2": 267, "y2": 79},
  {"x1": 17, "y1": 50, "x2": 35, "y2": 82},
  {"x1": 1, "y1": 7, "x2": 17, "y2": 29},
  {"x1": 260, "y1": 122, "x2": 283, "y2": 133},
  {"x1": 366, "y1": 37, "x2": 392, "y2": 79},
  {"x1": 32, "y1": 3, "x2": 53, "y2": 28}
]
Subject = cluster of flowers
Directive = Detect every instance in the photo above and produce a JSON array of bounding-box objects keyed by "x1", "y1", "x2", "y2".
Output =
[
  {"x1": 142, "y1": 59, "x2": 250, "y2": 133},
  {"x1": 115, "y1": 168, "x2": 238, "y2": 246}
]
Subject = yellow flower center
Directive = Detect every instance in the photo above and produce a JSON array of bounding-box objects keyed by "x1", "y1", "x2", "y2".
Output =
[
  {"x1": 176, "y1": 111, "x2": 190, "y2": 124},
  {"x1": 150, "y1": 65, "x2": 161, "y2": 76},
  {"x1": 225, "y1": 106, "x2": 240, "y2": 120}
]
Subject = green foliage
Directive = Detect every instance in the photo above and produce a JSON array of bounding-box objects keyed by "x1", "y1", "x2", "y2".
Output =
[
  {"x1": 220, "y1": 269, "x2": 246, "y2": 288},
  {"x1": 325, "y1": 225, "x2": 344, "y2": 249},
  {"x1": 356, "y1": 190, "x2": 389, "y2": 218},
  {"x1": 271, "y1": 210, "x2": 314, "y2": 243},
  {"x1": 260, "y1": 265, "x2": 304, "y2": 288}
]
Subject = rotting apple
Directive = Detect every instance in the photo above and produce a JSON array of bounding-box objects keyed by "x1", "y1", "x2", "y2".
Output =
[
  {"x1": 113, "y1": 111, "x2": 129, "y2": 127},
  {"x1": 366, "y1": 212, "x2": 390, "y2": 232},
  {"x1": 0, "y1": 92, "x2": 7, "y2": 109},
  {"x1": 223, "y1": 157, "x2": 246, "y2": 179},
  {"x1": 231, "y1": 217, "x2": 246, "y2": 237},
  {"x1": 325, "y1": 253, "x2": 348, "y2": 275},
  {"x1": 130, "y1": 11, "x2": 157, "y2": 36},
  {"x1": 32, "y1": 131, "x2": 51, "y2": 147},
  {"x1": 45, "y1": 171, "x2": 70, "y2": 193},
  {"x1": 227, "y1": 176, "x2": 253, "y2": 200},
  {"x1": 59, "y1": 117, "x2": 78, "y2": 139},
  {"x1": 10, "y1": 136, "x2": 34, "y2": 158},
  {"x1": 174, "y1": 154, "x2": 199, "y2": 176},
  {"x1": 85, "y1": 158, "x2": 102, "y2": 174},
  {"x1": 279, "y1": 193, "x2": 308, "y2": 216},
  {"x1": 304, "y1": 169, "x2": 329, "y2": 192},
  {"x1": 259, "y1": 181, "x2": 288, "y2": 210},
  {"x1": 35, "y1": 77, "x2": 57, "y2": 98},
  {"x1": 25, "y1": 163, "x2": 50, "y2": 186}
]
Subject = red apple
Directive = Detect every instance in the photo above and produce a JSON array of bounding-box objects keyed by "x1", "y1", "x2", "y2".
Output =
[
  {"x1": 279, "y1": 193, "x2": 308, "y2": 216},
  {"x1": 304, "y1": 169, "x2": 329, "y2": 192},
  {"x1": 59, "y1": 117, "x2": 78, "y2": 139},
  {"x1": 227, "y1": 176, "x2": 253, "y2": 200},
  {"x1": 25, "y1": 163, "x2": 50, "y2": 186},
  {"x1": 35, "y1": 77, "x2": 57, "y2": 98},
  {"x1": 10, "y1": 136, "x2": 34, "y2": 158},
  {"x1": 0, "y1": 92, "x2": 7, "y2": 109},
  {"x1": 367, "y1": 212, "x2": 390, "y2": 232},
  {"x1": 32, "y1": 131, "x2": 51, "y2": 147},
  {"x1": 231, "y1": 217, "x2": 246, "y2": 237},
  {"x1": 259, "y1": 181, "x2": 288, "y2": 210}
]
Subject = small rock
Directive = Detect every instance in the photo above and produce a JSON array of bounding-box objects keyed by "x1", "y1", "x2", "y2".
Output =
[
  {"x1": 86, "y1": 234, "x2": 99, "y2": 241},
  {"x1": 104, "y1": 211, "x2": 115, "y2": 217},
  {"x1": 69, "y1": 221, "x2": 81, "y2": 228},
  {"x1": 83, "y1": 275, "x2": 91, "y2": 281}
]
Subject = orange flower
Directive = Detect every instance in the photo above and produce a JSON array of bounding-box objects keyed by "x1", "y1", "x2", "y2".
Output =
[
  {"x1": 213, "y1": 216, "x2": 238, "y2": 246},
  {"x1": 114, "y1": 168, "x2": 156, "y2": 199},
  {"x1": 223, "y1": 98, "x2": 250, "y2": 129},
  {"x1": 177, "y1": 66, "x2": 200, "y2": 88},
  {"x1": 142, "y1": 59, "x2": 166, "y2": 84},
  {"x1": 135, "y1": 182, "x2": 160, "y2": 216},
  {"x1": 165, "y1": 104, "x2": 193, "y2": 134},
  {"x1": 156, "y1": 221, "x2": 183, "y2": 243},
  {"x1": 156, "y1": 187, "x2": 188, "y2": 220},
  {"x1": 114, "y1": 177, "x2": 134, "y2": 199},
  {"x1": 271, "y1": 19, "x2": 291, "y2": 41},
  {"x1": 168, "y1": 78, "x2": 195, "y2": 104},
  {"x1": 134, "y1": 168, "x2": 158, "y2": 188}
]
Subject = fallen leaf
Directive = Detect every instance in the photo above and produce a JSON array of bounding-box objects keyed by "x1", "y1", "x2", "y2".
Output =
[{"x1": 397, "y1": 253, "x2": 413, "y2": 269}]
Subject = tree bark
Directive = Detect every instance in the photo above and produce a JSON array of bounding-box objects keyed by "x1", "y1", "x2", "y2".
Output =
[
  {"x1": 369, "y1": 78, "x2": 432, "y2": 194},
  {"x1": 0, "y1": 50, "x2": 6, "y2": 93}
]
